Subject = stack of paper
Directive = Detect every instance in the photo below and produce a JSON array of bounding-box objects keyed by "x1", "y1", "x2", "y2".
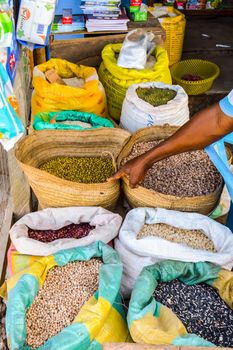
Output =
[
  {"x1": 85, "y1": 7, "x2": 129, "y2": 32},
  {"x1": 81, "y1": 0, "x2": 120, "y2": 17}
]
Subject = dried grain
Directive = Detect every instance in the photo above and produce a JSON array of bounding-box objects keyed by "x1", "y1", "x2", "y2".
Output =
[
  {"x1": 154, "y1": 279, "x2": 233, "y2": 347},
  {"x1": 137, "y1": 223, "x2": 216, "y2": 252},
  {"x1": 136, "y1": 87, "x2": 177, "y2": 107},
  {"x1": 26, "y1": 259, "x2": 102, "y2": 349},
  {"x1": 122, "y1": 140, "x2": 222, "y2": 197},
  {"x1": 39, "y1": 157, "x2": 114, "y2": 183},
  {"x1": 57, "y1": 120, "x2": 92, "y2": 128}
]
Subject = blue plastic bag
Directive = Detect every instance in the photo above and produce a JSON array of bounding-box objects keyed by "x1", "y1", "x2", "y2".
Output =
[
  {"x1": 205, "y1": 133, "x2": 233, "y2": 202},
  {"x1": 0, "y1": 63, "x2": 25, "y2": 149}
]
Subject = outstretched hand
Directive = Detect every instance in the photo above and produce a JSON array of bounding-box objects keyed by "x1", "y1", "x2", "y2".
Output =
[{"x1": 108, "y1": 157, "x2": 148, "y2": 188}]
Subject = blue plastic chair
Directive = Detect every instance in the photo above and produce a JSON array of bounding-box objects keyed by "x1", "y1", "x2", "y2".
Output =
[{"x1": 205, "y1": 132, "x2": 233, "y2": 229}]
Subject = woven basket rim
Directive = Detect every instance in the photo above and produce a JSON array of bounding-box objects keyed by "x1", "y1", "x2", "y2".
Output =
[
  {"x1": 15, "y1": 128, "x2": 131, "y2": 189},
  {"x1": 122, "y1": 176, "x2": 223, "y2": 201},
  {"x1": 170, "y1": 59, "x2": 220, "y2": 85}
]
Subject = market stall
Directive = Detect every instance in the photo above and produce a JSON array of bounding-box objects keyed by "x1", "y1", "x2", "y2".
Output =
[{"x1": 0, "y1": 0, "x2": 233, "y2": 349}]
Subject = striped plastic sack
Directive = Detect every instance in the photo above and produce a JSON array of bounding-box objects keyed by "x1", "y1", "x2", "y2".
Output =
[
  {"x1": 128, "y1": 260, "x2": 233, "y2": 346},
  {"x1": 0, "y1": 63, "x2": 24, "y2": 150},
  {"x1": 7, "y1": 244, "x2": 42, "y2": 277},
  {"x1": 7, "y1": 240, "x2": 115, "y2": 277},
  {"x1": 0, "y1": 241, "x2": 131, "y2": 350}
]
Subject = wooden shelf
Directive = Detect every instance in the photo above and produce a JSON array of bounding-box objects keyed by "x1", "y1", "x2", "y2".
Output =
[
  {"x1": 51, "y1": 29, "x2": 128, "y2": 36},
  {"x1": 180, "y1": 8, "x2": 233, "y2": 16},
  {"x1": 50, "y1": 13, "x2": 162, "y2": 39}
]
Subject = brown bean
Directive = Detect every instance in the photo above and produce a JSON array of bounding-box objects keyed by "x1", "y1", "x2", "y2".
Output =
[
  {"x1": 26, "y1": 259, "x2": 102, "y2": 349},
  {"x1": 122, "y1": 140, "x2": 222, "y2": 197}
]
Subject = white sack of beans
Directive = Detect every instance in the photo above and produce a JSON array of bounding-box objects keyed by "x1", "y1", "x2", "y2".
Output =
[
  {"x1": 10, "y1": 207, "x2": 122, "y2": 256},
  {"x1": 115, "y1": 238, "x2": 160, "y2": 297},
  {"x1": 115, "y1": 207, "x2": 233, "y2": 295},
  {"x1": 120, "y1": 82, "x2": 189, "y2": 133}
]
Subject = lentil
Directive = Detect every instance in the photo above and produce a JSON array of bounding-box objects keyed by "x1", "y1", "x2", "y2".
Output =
[
  {"x1": 137, "y1": 223, "x2": 216, "y2": 252},
  {"x1": 39, "y1": 157, "x2": 114, "y2": 183},
  {"x1": 0, "y1": 299, "x2": 8, "y2": 350},
  {"x1": 154, "y1": 279, "x2": 233, "y2": 347},
  {"x1": 26, "y1": 259, "x2": 102, "y2": 349},
  {"x1": 122, "y1": 140, "x2": 222, "y2": 197},
  {"x1": 136, "y1": 87, "x2": 177, "y2": 107},
  {"x1": 28, "y1": 223, "x2": 95, "y2": 243}
]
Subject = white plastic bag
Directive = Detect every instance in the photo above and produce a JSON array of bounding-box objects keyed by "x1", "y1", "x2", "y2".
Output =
[
  {"x1": 117, "y1": 29, "x2": 155, "y2": 70},
  {"x1": 10, "y1": 206, "x2": 122, "y2": 256},
  {"x1": 118, "y1": 207, "x2": 233, "y2": 269},
  {"x1": 114, "y1": 238, "x2": 160, "y2": 297},
  {"x1": 210, "y1": 167, "x2": 233, "y2": 220},
  {"x1": 16, "y1": 0, "x2": 57, "y2": 46},
  {"x1": 116, "y1": 207, "x2": 233, "y2": 296},
  {"x1": 120, "y1": 81, "x2": 189, "y2": 133}
]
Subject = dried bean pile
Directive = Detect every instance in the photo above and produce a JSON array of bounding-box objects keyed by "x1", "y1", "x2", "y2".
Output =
[
  {"x1": 26, "y1": 259, "x2": 102, "y2": 349},
  {"x1": 122, "y1": 140, "x2": 222, "y2": 197},
  {"x1": 28, "y1": 223, "x2": 95, "y2": 243},
  {"x1": 154, "y1": 279, "x2": 233, "y2": 347},
  {"x1": 0, "y1": 299, "x2": 8, "y2": 350},
  {"x1": 137, "y1": 223, "x2": 216, "y2": 252},
  {"x1": 57, "y1": 120, "x2": 92, "y2": 128},
  {"x1": 182, "y1": 74, "x2": 203, "y2": 81},
  {"x1": 39, "y1": 157, "x2": 114, "y2": 183},
  {"x1": 136, "y1": 87, "x2": 177, "y2": 107}
]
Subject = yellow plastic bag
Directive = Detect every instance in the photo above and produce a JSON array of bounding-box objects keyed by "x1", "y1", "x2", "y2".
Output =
[
  {"x1": 98, "y1": 44, "x2": 171, "y2": 121},
  {"x1": 32, "y1": 58, "x2": 107, "y2": 118}
]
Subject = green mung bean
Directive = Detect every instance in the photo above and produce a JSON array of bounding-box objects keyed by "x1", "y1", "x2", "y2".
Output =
[
  {"x1": 39, "y1": 157, "x2": 114, "y2": 183},
  {"x1": 136, "y1": 87, "x2": 177, "y2": 107}
]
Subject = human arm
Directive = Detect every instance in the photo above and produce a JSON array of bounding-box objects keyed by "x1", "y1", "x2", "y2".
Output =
[{"x1": 109, "y1": 97, "x2": 233, "y2": 188}]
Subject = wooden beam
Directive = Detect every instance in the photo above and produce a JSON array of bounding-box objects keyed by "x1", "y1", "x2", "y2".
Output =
[
  {"x1": 180, "y1": 9, "x2": 233, "y2": 16},
  {"x1": 103, "y1": 345, "x2": 233, "y2": 350},
  {"x1": 0, "y1": 197, "x2": 12, "y2": 285},
  {"x1": 103, "y1": 345, "x2": 177, "y2": 350},
  {"x1": 50, "y1": 24, "x2": 165, "y2": 66},
  {"x1": 33, "y1": 48, "x2": 47, "y2": 66}
]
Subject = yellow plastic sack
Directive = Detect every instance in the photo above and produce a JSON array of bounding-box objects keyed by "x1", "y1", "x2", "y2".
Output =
[
  {"x1": 32, "y1": 58, "x2": 107, "y2": 118},
  {"x1": 98, "y1": 44, "x2": 172, "y2": 121}
]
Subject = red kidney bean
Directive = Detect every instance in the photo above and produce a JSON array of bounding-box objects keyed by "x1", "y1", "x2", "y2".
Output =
[
  {"x1": 28, "y1": 223, "x2": 95, "y2": 243},
  {"x1": 181, "y1": 74, "x2": 203, "y2": 81}
]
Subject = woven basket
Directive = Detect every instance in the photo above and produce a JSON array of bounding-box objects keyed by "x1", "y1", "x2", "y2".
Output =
[
  {"x1": 117, "y1": 126, "x2": 223, "y2": 215},
  {"x1": 158, "y1": 8, "x2": 186, "y2": 66},
  {"x1": 170, "y1": 59, "x2": 220, "y2": 95},
  {"x1": 15, "y1": 129, "x2": 130, "y2": 210}
]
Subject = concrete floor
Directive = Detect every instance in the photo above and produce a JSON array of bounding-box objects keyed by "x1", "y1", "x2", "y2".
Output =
[{"x1": 181, "y1": 16, "x2": 233, "y2": 94}]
